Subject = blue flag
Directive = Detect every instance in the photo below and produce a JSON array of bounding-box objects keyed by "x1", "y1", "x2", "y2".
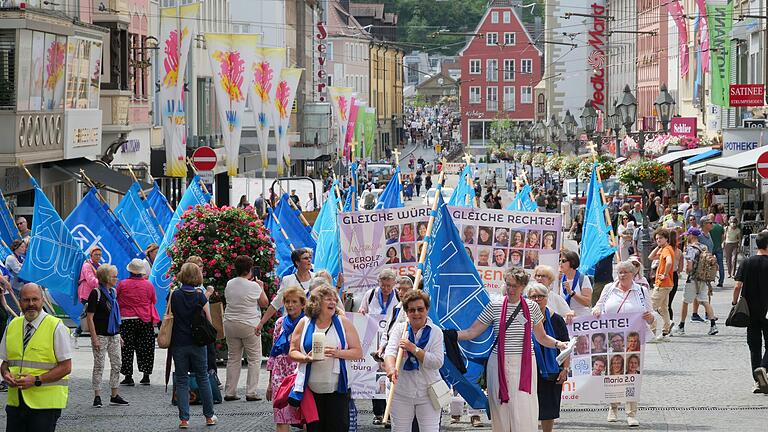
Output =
[
  {"x1": 578, "y1": 162, "x2": 616, "y2": 276},
  {"x1": 115, "y1": 182, "x2": 163, "y2": 251},
  {"x1": 448, "y1": 165, "x2": 475, "y2": 207},
  {"x1": 423, "y1": 192, "x2": 493, "y2": 409},
  {"x1": 506, "y1": 184, "x2": 538, "y2": 212},
  {"x1": 19, "y1": 178, "x2": 87, "y2": 324},
  {"x1": 150, "y1": 176, "x2": 211, "y2": 315},
  {"x1": 268, "y1": 194, "x2": 317, "y2": 277},
  {"x1": 374, "y1": 166, "x2": 404, "y2": 210},
  {"x1": 65, "y1": 188, "x2": 143, "y2": 282},
  {"x1": 147, "y1": 182, "x2": 173, "y2": 231},
  {"x1": 0, "y1": 189, "x2": 19, "y2": 247},
  {"x1": 343, "y1": 162, "x2": 359, "y2": 212},
  {"x1": 312, "y1": 181, "x2": 341, "y2": 278}
]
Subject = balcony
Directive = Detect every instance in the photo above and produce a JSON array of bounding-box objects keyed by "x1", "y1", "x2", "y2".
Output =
[
  {"x1": 91, "y1": 0, "x2": 131, "y2": 25},
  {"x1": 100, "y1": 89, "x2": 132, "y2": 133},
  {"x1": 0, "y1": 110, "x2": 64, "y2": 166},
  {"x1": 291, "y1": 138, "x2": 334, "y2": 161}
]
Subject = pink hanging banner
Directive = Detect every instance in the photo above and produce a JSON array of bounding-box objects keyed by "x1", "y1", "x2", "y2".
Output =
[
  {"x1": 669, "y1": 0, "x2": 689, "y2": 77},
  {"x1": 694, "y1": 0, "x2": 710, "y2": 73},
  {"x1": 344, "y1": 98, "x2": 360, "y2": 161}
]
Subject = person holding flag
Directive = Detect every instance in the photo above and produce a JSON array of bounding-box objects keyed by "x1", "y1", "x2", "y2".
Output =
[
  {"x1": 5, "y1": 240, "x2": 27, "y2": 297},
  {"x1": 257, "y1": 248, "x2": 314, "y2": 333},
  {"x1": 78, "y1": 247, "x2": 102, "y2": 304},
  {"x1": 458, "y1": 268, "x2": 568, "y2": 432}
]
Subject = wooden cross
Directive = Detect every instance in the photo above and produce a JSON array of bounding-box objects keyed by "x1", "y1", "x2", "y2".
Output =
[
  {"x1": 586, "y1": 140, "x2": 599, "y2": 160},
  {"x1": 462, "y1": 152, "x2": 473, "y2": 166},
  {"x1": 393, "y1": 148, "x2": 401, "y2": 166},
  {"x1": 520, "y1": 169, "x2": 529, "y2": 184},
  {"x1": 513, "y1": 177, "x2": 523, "y2": 192}
]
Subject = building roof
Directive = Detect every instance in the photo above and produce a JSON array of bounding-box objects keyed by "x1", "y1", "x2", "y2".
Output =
[
  {"x1": 327, "y1": 0, "x2": 370, "y2": 38},
  {"x1": 416, "y1": 71, "x2": 457, "y2": 90},
  {"x1": 457, "y1": 4, "x2": 542, "y2": 57},
  {"x1": 349, "y1": 3, "x2": 385, "y2": 20}
]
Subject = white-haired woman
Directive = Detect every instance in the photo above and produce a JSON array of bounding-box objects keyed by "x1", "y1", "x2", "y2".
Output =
[
  {"x1": 86, "y1": 264, "x2": 129, "y2": 408},
  {"x1": 533, "y1": 265, "x2": 574, "y2": 323},
  {"x1": 527, "y1": 283, "x2": 570, "y2": 432},
  {"x1": 593, "y1": 260, "x2": 655, "y2": 427}
]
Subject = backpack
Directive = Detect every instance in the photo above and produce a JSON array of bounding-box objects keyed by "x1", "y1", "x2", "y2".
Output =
[
  {"x1": 690, "y1": 244, "x2": 717, "y2": 282},
  {"x1": 191, "y1": 302, "x2": 218, "y2": 346}
]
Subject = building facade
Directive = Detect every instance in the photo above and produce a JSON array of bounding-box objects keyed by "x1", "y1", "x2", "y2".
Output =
[
  {"x1": 458, "y1": 3, "x2": 543, "y2": 151},
  {"x1": 369, "y1": 43, "x2": 404, "y2": 156},
  {"x1": 636, "y1": 0, "x2": 668, "y2": 120}
]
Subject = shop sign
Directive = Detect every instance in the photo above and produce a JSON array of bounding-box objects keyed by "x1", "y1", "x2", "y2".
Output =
[{"x1": 669, "y1": 117, "x2": 697, "y2": 138}]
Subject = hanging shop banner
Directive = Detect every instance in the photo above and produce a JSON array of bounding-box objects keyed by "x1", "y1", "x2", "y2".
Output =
[
  {"x1": 339, "y1": 206, "x2": 562, "y2": 298},
  {"x1": 250, "y1": 47, "x2": 286, "y2": 170},
  {"x1": 668, "y1": 0, "x2": 689, "y2": 77},
  {"x1": 363, "y1": 107, "x2": 376, "y2": 159},
  {"x1": 274, "y1": 68, "x2": 303, "y2": 176},
  {"x1": 205, "y1": 33, "x2": 260, "y2": 176},
  {"x1": 328, "y1": 86, "x2": 354, "y2": 155},
  {"x1": 159, "y1": 3, "x2": 200, "y2": 177},
  {"x1": 562, "y1": 313, "x2": 648, "y2": 403},
  {"x1": 729, "y1": 84, "x2": 765, "y2": 107},
  {"x1": 346, "y1": 312, "x2": 389, "y2": 400},
  {"x1": 706, "y1": 0, "x2": 733, "y2": 106},
  {"x1": 343, "y1": 97, "x2": 360, "y2": 160}
]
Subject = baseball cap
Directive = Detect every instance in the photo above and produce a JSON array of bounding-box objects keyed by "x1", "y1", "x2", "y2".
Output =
[{"x1": 686, "y1": 227, "x2": 702, "y2": 236}]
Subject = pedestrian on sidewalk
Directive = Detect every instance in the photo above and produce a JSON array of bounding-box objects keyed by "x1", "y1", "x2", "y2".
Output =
[
  {"x1": 672, "y1": 227, "x2": 719, "y2": 336},
  {"x1": 86, "y1": 264, "x2": 129, "y2": 408},
  {"x1": 592, "y1": 261, "x2": 654, "y2": 427},
  {"x1": 732, "y1": 231, "x2": 768, "y2": 394},
  {"x1": 724, "y1": 217, "x2": 742, "y2": 278},
  {"x1": 116, "y1": 259, "x2": 159, "y2": 387},
  {"x1": 706, "y1": 214, "x2": 726, "y2": 287},
  {"x1": 649, "y1": 228, "x2": 675, "y2": 340},
  {"x1": 223, "y1": 256, "x2": 269, "y2": 402}
]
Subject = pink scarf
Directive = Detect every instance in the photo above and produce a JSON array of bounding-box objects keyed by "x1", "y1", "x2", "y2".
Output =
[{"x1": 497, "y1": 295, "x2": 533, "y2": 403}]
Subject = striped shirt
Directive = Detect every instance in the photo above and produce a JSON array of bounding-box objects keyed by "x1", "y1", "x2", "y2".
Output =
[{"x1": 478, "y1": 298, "x2": 544, "y2": 355}]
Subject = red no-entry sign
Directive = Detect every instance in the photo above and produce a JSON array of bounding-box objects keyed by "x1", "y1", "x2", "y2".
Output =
[
  {"x1": 192, "y1": 146, "x2": 217, "y2": 171},
  {"x1": 757, "y1": 151, "x2": 768, "y2": 179}
]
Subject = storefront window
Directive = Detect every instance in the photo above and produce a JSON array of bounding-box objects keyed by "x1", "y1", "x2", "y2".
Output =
[{"x1": 469, "y1": 120, "x2": 484, "y2": 147}]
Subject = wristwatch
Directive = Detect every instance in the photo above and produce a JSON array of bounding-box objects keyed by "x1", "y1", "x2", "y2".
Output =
[
  {"x1": 414, "y1": 347, "x2": 422, "y2": 355},
  {"x1": 34, "y1": 376, "x2": 42, "y2": 387}
]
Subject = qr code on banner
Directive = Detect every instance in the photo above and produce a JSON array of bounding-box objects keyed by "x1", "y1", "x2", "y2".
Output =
[{"x1": 625, "y1": 387, "x2": 636, "y2": 398}]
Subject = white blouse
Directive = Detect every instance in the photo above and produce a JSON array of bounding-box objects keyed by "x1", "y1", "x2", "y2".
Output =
[
  {"x1": 384, "y1": 320, "x2": 444, "y2": 400},
  {"x1": 595, "y1": 282, "x2": 653, "y2": 315}
]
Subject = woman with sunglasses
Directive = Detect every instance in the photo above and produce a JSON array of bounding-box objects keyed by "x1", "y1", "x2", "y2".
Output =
[
  {"x1": 533, "y1": 265, "x2": 575, "y2": 324},
  {"x1": 527, "y1": 283, "x2": 570, "y2": 432},
  {"x1": 617, "y1": 216, "x2": 635, "y2": 261},
  {"x1": 384, "y1": 290, "x2": 444, "y2": 432},
  {"x1": 558, "y1": 251, "x2": 593, "y2": 317}
]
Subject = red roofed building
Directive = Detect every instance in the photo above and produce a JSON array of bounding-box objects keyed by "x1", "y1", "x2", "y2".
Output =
[{"x1": 458, "y1": 2, "x2": 542, "y2": 150}]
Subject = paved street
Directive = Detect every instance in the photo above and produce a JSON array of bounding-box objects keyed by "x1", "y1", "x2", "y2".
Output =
[{"x1": 1, "y1": 276, "x2": 765, "y2": 431}]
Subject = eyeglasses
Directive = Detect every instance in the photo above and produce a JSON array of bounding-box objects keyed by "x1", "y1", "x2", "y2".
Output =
[
  {"x1": 406, "y1": 307, "x2": 426, "y2": 314},
  {"x1": 533, "y1": 274, "x2": 546, "y2": 278},
  {"x1": 529, "y1": 295, "x2": 546, "y2": 300},
  {"x1": 559, "y1": 259, "x2": 567, "y2": 263}
]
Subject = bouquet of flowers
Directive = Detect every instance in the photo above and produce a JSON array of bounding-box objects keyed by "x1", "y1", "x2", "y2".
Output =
[
  {"x1": 169, "y1": 204, "x2": 278, "y2": 352},
  {"x1": 617, "y1": 159, "x2": 672, "y2": 193},
  {"x1": 532, "y1": 153, "x2": 548, "y2": 168},
  {"x1": 560, "y1": 156, "x2": 580, "y2": 179},
  {"x1": 520, "y1": 151, "x2": 533, "y2": 166},
  {"x1": 544, "y1": 156, "x2": 563, "y2": 173}
]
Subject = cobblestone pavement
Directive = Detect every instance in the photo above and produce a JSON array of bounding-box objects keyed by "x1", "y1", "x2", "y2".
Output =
[{"x1": 1, "y1": 277, "x2": 766, "y2": 431}]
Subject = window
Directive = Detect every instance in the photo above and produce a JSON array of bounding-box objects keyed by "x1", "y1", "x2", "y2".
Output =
[
  {"x1": 486, "y1": 86, "x2": 497, "y2": 111},
  {"x1": 504, "y1": 32, "x2": 516, "y2": 46},
  {"x1": 503, "y1": 59, "x2": 515, "y2": 81},
  {"x1": 486, "y1": 59, "x2": 498, "y2": 82},
  {"x1": 491, "y1": 11, "x2": 499, "y2": 23},
  {"x1": 64, "y1": 36, "x2": 102, "y2": 110},
  {"x1": 503, "y1": 11, "x2": 511, "y2": 23},
  {"x1": 537, "y1": 93, "x2": 546, "y2": 114},
  {"x1": 521, "y1": 86, "x2": 532, "y2": 104},
  {"x1": 521, "y1": 59, "x2": 532, "y2": 74},
  {"x1": 486, "y1": 32, "x2": 498, "y2": 46},
  {"x1": 503, "y1": 86, "x2": 515, "y2": 111},
  {"x1": 469, "y1": 86, "x2": 480, "y2": 104},
  {"x1": 326, "y1": 42, "x2": 333, "y2": 61},
  {"x1": 469, "y1": 59, "x2": 481, "y2": 74}
]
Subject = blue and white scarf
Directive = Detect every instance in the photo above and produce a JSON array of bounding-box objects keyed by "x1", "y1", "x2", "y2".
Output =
[
  {"x1": 532, "y1": 308, "x2": 560, "y2": 380},
  {"x1": 269, "y1": 312, "x2": 305, "y2": 357},
  {"x1": 290, "y1": 315, "x2": 349, "y2": 401},
  {"x1": 100, "y1": 284, "x2": 121, "y2": 335},
  {"x1": 403, "y1": 323, "x2": 431, "y2": 371}
]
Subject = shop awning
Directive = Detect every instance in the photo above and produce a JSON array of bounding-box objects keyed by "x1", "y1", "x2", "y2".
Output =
[
  {"x1": 49, "y1": 158, "x2": 153, "y2": 195},
  {"x1": 684, "y1": 149, "x2": 721, "y2": 165},
  {"x1": 683, "y1": 159, "x2": 710, "y2": 175},
  {"x1": 702, "y1": 146, "x2": 766, "y2": 178},
  {"x1": 655, "y1": 146, "x2": 714, "y2": 164}
]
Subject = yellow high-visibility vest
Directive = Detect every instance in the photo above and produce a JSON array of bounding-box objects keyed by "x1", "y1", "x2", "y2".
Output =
[{"x1": 5, "y1": 314, "x2": 69, "y2": 409}]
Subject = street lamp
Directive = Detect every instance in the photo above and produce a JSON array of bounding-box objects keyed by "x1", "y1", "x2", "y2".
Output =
[
  {"x1": 562, "y1": 110, "x2": 577, "y2": 157},
  {"x1": 532, "y1": 119, "x2": 546, "y2": 175},
  {"x1": 610, "y1": 99, "x2": 622, "y2": 158},
  {"x1": 580, "y1": 99, "x2": 598, "y2": 142},
  {"x1": 616, "y1": 84, "x2": 640, "y2": 155},
  {"x1": 654, "y1": 83, "x2": 676, "y2": 133}
]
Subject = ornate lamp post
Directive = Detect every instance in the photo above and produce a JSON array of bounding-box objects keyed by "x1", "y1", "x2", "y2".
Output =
[
  {"x1": 610, "y1": 99, "x2": 622, "y2": 158},
  {"x1": 580, "y1": 99, "x2": 598, "y2": 144},
  {"x1": 562, "y1": 110, "x2": 577, "y2": 157},
  {"x1": 532, "y1": 119, "x2": 547, "y2": 176},
  {"x1": 654, "y1": 83, "x2": 676, "y2": 133}
]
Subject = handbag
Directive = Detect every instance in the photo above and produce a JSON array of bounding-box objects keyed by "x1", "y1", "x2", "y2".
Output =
[
  {"x1": 157, "y1": 289, "x2": 174, "y2": 349},
  {"x1": 192, "y1": 304, "x2": 218, "y2": 347},
  {"x1": 423, "y1": 370, "x2": 452, "y2": 410},
  {"x1": 726, "y1": 296, "x2": 750, "y2": 328}
]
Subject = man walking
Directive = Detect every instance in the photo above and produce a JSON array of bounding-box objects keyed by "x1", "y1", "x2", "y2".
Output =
[
  {"x1": 1, "y1": 283, "x2": 72, "y2": 431},
  {"x1": 650, "y1": 228, "x2": 675, "y2": 341},
  {"x1": 733, "y1": 231, "x2": 768, "y2": 393},
  {"x1": 706, "y1": 213, "x2": 725, "y2": 287},
  {"x1": 672, "y1": 227, "x2": 718, "y2": 336}
]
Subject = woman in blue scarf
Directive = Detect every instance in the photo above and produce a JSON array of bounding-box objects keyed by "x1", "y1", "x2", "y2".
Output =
[
  {"x1": 527, "y1": 283, "x2": 570, "y2": 432},
  {"x1": 85, "y1": 264, "x2": 129, "y2": 408},
  {"x1": 267, "y1": 286, "x2": 306, "y2": 431}
]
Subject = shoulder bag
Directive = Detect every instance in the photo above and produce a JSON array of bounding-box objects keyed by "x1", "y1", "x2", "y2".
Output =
[
  {"x1": 480, "y1": 302, "x2": 523, "y2": 388},
  {"x1": 725, "y1": 296, "x2": 750, "y2": 328},
  {"x1": 157, "y1": 289, "x2": 174, "y2": 348},
  {"x1": 418, "y1": 326, "x2": 452, "y2": 410},
  {"x1": 191, "y1": 302, "x2": 218, "y2": 346}
]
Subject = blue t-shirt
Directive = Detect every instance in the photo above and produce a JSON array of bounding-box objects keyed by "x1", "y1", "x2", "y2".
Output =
[{"x1": 170, "y1": 285, "x2": 208, "y2": 347}]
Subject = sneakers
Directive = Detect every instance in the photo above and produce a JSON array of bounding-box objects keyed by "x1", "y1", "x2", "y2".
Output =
[
  {"x1": 753, "y1": 382, "x2": 764, "y2": 394},
  {"x1": 691, "y1": 313, "x2": 705, "y2": 323},
  {"x1": 179, "y1": 420, "x2": 189, "y2": 429},
  {"x1": 223, "y1": 395, "x2": 240, "y2": 401},
  {"x1": 450, "y1": 416, "x2": 461, "y2": 424},
  {"x1": 671, "y1": 326, "x2": 685, "y2": 336},
  {"x1": 109, "y1": 395, "x2": 129, "y2": 406},
  {"x1": 471, "y1": 415, "x2": 483, "y2": 427},
  {"x1": 0, "y1": 381, "x2": 8, "y2": 392},
  {"x1": 372, "y1": 416, "x2": 383, "y2": 425},
  {"x1": 140, "y1": 374, "x2": 150, "y2": 385},
  {"x1": 245, "y1": 395, "x2": 262, "y2": 402},
  {"x1": 753, "y1": 367, "x2": 768, "y2": 393},
  {"x1": 627, "y1": 416, "x2": 640, "y2": 427},
  {"x1": 93, "y1": 396, "x2": 102, "y2": 408},
  {"x1": 206, "y1": 415, "x2": 218, "y2": 426},
  {"x1": 120, "y1": 376, "x2": 135, "y2": 386},
  {"x1": 708, "y1": 325, "x2": 719, "y2": 336},
  {"x1": 607, "y1": 406, "x2": 618, "y2": 422}
]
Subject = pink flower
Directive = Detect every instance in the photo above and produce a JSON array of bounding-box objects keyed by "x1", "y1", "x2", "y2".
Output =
[{"x1": 210, "y1": 259, "x2": 217, "y2": 265}]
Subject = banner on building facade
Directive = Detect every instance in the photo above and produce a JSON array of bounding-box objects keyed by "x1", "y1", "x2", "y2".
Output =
[
  {"x1": 274, "y1": 68, "x2": 303, "y2": 176},
  {"x1": 338, "y1": 206, "x2": 562, "y2": 297},
  {"x1": 706, "y1": 0, "x2": 733, "y2": 106},
  {"x1": 562, "y1": 313, "x2": 648, "y2": 403},
  {"x1": 668, "y1": 0, "x2": 689, "y2": 77},
  {"x1": 363, "y1": 107, "x2": 376, "y2": 158},
  {"x1": 344, "y1": 98, "x2": 360, "y2": 160},
  {"x1": 328, "y1": 87, "x2": 354, "y2": 156},
  {"x1": 205, "y1": 33, "x2": 260, "y2": 176},
  {"x1": 159, "y1": 3, "x2": 200, "y2": 177},
  {"x1": 250, "y1": 47, "x2": 286, "y2": 170},
  {"x1": 346, "y1": 312, "x2": 389, "y2": 399}
]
